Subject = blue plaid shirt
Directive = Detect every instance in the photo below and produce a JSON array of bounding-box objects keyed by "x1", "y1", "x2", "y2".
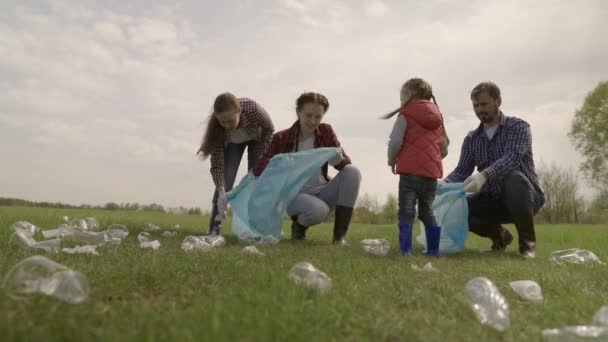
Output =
[{"x1": 445, "y1": 113, "x2": 545, "y2": 207}]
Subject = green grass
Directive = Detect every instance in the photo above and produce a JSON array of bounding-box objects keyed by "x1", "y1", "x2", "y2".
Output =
[{"x1": 1, "y1": 206, "x2": 607, "y2": 341}]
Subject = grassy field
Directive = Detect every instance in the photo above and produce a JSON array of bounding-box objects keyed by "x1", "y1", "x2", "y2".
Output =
[{"x1": 1, "y1": 206, "x2": 607, "y2": 341}]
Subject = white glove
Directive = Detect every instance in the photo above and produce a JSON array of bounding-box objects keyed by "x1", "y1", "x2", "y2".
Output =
[
  {"x1": 462, "y1": 173, "x2": 487, "y2": 193},
  {"x1": 214, "y1": 188, "x2": 228, "y2": 222},
  {"x1": 329, "y1": 148, "x2": 344, "y2": 166}
]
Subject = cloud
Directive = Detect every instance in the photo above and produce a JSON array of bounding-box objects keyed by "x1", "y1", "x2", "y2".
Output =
[
  {"x1": 276, "y1": 0, "x2": 352, "y2": 33},
  {"x1": 127, "y1": 18, "x2": 178, "y2": 45},
  {"x1": 365, "y1": 1, "x2": 389, "y2": 17},
  {"x1": 94, "y1": 21, "x2": 125, "y2": 42},
  {"x1": 278, "y1": 0, "x2": 310, "y2": 13}
]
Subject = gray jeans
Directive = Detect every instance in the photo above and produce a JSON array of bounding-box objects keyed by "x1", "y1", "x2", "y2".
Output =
[
  {"x1": 209, "y1": 140, "x2": 264, "y2": 230},
  {"x1": 287, "y1": 165, "x2": 361, "y2": 227}
]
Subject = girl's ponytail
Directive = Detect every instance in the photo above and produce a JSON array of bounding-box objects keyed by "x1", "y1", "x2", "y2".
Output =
[
  {"x1": 197, "y1": 116, "x2": 225, "y2": 158},
  {"x1": 380, "y1": 107, "x2": 400, "y2": 120}
]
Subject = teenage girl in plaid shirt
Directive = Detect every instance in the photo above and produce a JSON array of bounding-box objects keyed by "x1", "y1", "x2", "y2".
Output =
[{"x1": 197, "y1": 93, "x2": 274, "y2": 235}]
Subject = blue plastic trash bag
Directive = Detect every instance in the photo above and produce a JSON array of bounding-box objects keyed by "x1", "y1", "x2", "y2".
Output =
[
  {"x1": 227, "y1": 147, "x2": 340, "y2": 242},
  {"x1": 416, "y1": 182, "x2": 469, "y2": 254}
]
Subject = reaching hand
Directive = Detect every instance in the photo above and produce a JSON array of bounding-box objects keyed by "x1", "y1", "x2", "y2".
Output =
[
  {"x1": 215, "y1": 188, "x2": 228, "y2": 222},
  {"x1": 462, "y1": 172, "x2": 487, "y2": 193},
  {"x1": 329, "y1": 148, "x2": 344, "y2": 166}
]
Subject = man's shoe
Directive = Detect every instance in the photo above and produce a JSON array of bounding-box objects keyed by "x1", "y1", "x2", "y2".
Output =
[
  {"x1": 520, "y1": 249, "x2": 536, "y2": 259},
  {"x1": 490, "y1": 227, "x2": 513, "y2": 251},
  {"x1": 519, "y1": 241, "x2": 536, "y2": 258}
]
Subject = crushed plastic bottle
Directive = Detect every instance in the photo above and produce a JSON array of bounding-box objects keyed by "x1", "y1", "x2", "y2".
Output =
[
  {"x1": 361, "y1": 239, "x2": 390, "y2": 256},
  {"x1": 141, "y1": 240, "x2": 160, "y2": 249},
  {"x1": 9, "y1": 230, "x2": 61, "y2": 253},
  {"x1": 288, "y1": 262, "x2": 332, "y2": 294},
  {"x1": 68, "y1": 217, "x2": 99, "y2": 231},
  {"x1": 257, "y1": 235, "x2": 280, "y2": 246},
  {"x1": 465, "y1": 277, "x2": 510, "y2": 331},
  {"x1": 542, "y1": 326, "x2": 608, "y2": 341},
  {"x1": 509, "y1": 280, "x2": 543, "y2": 302},
  {"x1": 181, "y1": 236, "x2": 212, "y2": 252},
  {"x1": 70, "y1": 219, "x2": 88, "y2": 231},
  {"x1": 2, "y1": 255, "x2": 89, "y2": 304},
  {"x1": 144, "y1": 223, "x2": 161, "y2": 232},
  {"x1": 63, "y1": 229, "x2": 106, "y2": 245},
  {"x1": 411, "y1": 262, "x2": 440, "y2": 272},
  {"x1": 61, "y1": 245, "x2": 100, "y2": 256},
  {"x1": 138, "y1": 232, "x2": 150, "y2": 242},
  {"x1": 105, "y1": 224, "x2": 129, "y2": 241},
  {"x1": 60, "y1": 225, "x2": 127, "y2": 246},
  {"x1": 593, "y1": 306, "x2": 608, "y2": 326},
  {"x1": 42, "y1": 223, "x2": 128, "y2": 246},
  {"x1": 84, "y1": 217, "x2": 99, "y2": 230},
  {"x1": 138, "y1": 232, "x2": 160, "y2": 250},
  {"x1": 549, "y1": 249, "x2": 604, "y2": 265},
  {"x1": 161, "y1": 231, "x2": 178, "y2": 238},
  {"x1": 242, "y1": 246, "x2": 265, "y2": 256},
  {"x1": 203, "y1": 235, "x2": 226, "y2": 248},
  {"x1": 42, "y1": 224, "x2": 70, "y2": 239},
  {"x1": 11, "y1": 221, "x2": 39, "y2": 236},
  {"x1": 43, "y1": 216, "x2": 102, "y2": 238}
]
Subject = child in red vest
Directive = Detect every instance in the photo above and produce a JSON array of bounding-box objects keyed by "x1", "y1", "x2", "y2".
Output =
[{"x1": 382, "y1": 78, "x2": 448, "y2": 256}]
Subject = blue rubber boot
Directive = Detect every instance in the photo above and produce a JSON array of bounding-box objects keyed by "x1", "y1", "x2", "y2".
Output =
[
  {"x1": 425, "y1": 226, "x2": 441, "y2": 256},
  {"x1": 398, "y1": 224, "x2": 412, "y2": 255}
]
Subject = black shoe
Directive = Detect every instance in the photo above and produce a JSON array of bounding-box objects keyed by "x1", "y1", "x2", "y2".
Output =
[
  {"x1": 490, "y1": 227, "x2": 513, "y2": 251},
  {"x1": 207, "y1": 224, "x2": 220, "y2": 236},
  {"x1": 332, "y1": 206, "x2": 353, "y2": 244},
  {"x1": 519, "y1": 241, "x2": 536, "y2": 258},
  {"x1": 291, "y1": 216, "x2": 308, "y2": 240},
  {"x1": 520, "y1": 249, "x2": 536, "y2": 258}
]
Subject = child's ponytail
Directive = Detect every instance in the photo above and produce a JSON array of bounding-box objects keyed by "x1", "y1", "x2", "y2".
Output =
[{"x1": 379, "y1": 107, "x2": 400, "y2": 120}]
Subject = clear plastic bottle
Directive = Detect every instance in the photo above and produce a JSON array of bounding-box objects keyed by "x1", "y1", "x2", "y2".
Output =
[
  {"x1": 288, "y1": 262, "x2": 332, "y2": 294},
  {"x1": 361, "y1": 239, "x2": 390, "y2": 256},
  {"x1": 2, "y1": 256, "x2": 89, "y2": 304},
  {"x1": 465, "y1": 277, "x2": 510, "y2": 331}
]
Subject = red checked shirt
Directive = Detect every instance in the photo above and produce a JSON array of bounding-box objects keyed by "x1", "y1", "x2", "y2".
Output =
[
  {"x1": 210, "y1": 98, "x2": 274, "y2": 189},
  {"x1": 252, "y1": 121, "x2": 351, "y2": 180}
]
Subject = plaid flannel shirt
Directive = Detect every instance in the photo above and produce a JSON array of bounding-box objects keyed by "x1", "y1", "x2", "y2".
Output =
[
  {"x1": 445, "y1": 113, "x2": 545, "y2": 207},
  {"x1": 252, "y1": 121, "x2": 351, "y2": 179},
  {"x1": 210, "y1": 98, "x2": 274, "y2": 189}
]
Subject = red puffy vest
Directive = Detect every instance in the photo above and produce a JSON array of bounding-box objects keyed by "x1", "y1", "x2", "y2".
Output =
[{"x1": 395, "y1": 100, "x2": 443, "y2": 179}]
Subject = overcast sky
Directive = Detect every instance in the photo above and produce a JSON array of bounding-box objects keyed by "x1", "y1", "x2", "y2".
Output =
[{"x1": 1, "y1": 0, "x2": 607, "y2": 210}]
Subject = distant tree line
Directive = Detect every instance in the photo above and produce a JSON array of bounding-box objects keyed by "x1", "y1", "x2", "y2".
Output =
[
  {"x1": 535, "y1": 162, "x2": 608, "y2": 224},
  {"x1": 0, "y1": 197, "x2": 203, "y2": 215}
]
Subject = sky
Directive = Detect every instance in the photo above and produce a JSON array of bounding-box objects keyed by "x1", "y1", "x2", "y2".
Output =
[{"x1": 1, "y1": 0, "x2": 607, "y2": 211}]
